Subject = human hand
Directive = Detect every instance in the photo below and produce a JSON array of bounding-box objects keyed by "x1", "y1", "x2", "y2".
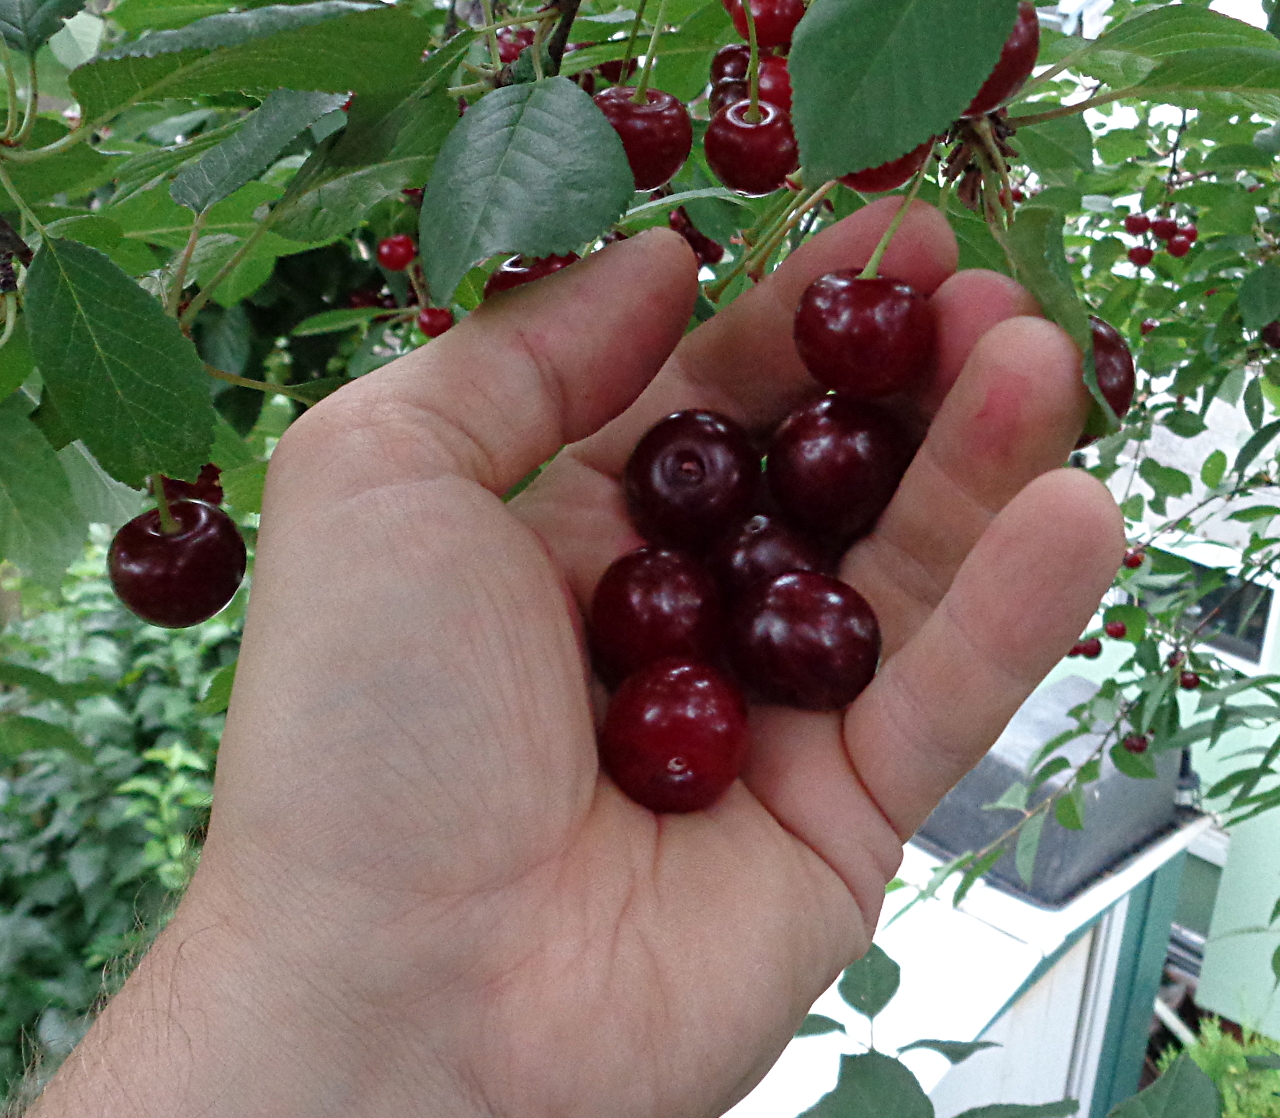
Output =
[{"x1": 32, "y1": 199, "x2": 1123, "y2": 1118}]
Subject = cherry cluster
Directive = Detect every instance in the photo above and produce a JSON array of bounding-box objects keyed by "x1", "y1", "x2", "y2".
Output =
[
  {"x1": 109, "y1": 466, "x2": 248, "y2": 629},
  {"x1": 1066, "y1": 617, "x2": 1127, "y2": 660},
  {"x1": 592, "y1": 268, "x2": 946, "y2": 815},
  {"x1": 1123, "y1": 212, "x2": 1198, "y2": 267}
]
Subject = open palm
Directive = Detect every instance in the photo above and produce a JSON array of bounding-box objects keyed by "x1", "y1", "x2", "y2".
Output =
[{"x1": 46, "y1": 200, "x2": 1123, "y2": 1118}]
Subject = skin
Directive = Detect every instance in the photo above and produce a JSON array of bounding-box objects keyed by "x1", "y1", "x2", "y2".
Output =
[{"x1": 30, "y1": 200, "x2": 1124, "y2": 1118}]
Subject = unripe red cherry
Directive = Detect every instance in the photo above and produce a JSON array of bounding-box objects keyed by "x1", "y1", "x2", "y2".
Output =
[
  {"x1": 109, "y1": 501, "x2": 247, "y2": 628},
  {"x1": 729, "y1": 571, "x2": 881, "y2": 710},
  {"x1": 1150, "y1": 217, "x2": 1178, "y2": 241},
  {"x1": 767, "y1": 396, "x2": 912, "y2": 546},
  {"x1": 377, "y1": 234, "x2": 416, "y2": 271},
  {"x1": 624, "y1": 409, "x2": 760, "y2": 553},
  {"x1": 793, "y1": 272, "x2": 936, "y2": 400},
  {"x1": 1128, "y1": 246, "x2": 1154, "y2": 267},
  {"x1": 705, "y1": 100, "x2": 799, "y2": 197},
  {"x1": 1079, "y1": 637, "x2": 1103, "y2": 659},
  {"x1": 497, "y1": 26, "x2": 535, "y2": 64},
  {"x1": 1140, "y1": 319, "x2": 1157, "y2": 335},
  {"x1": 599, "y1": 658, "x2": 748, "y2": 813},
  {"x1": 962, "y1": 1, "x2": 1039, "y2": 118},
  {"x1": 1180, "y1": 671, "x2": 1201, "y2": 690},
  {"x1": 709, "y1": 514, "x2": 829, "y2": 601},
  {"x1": 1123, "y1": 549, "x2": 1145, "y2": 569},
  {"x1": 590, "y1": 547, "x2": 724, "y2": 686},
  {"x1": 723, "y1": 0, "x2": 804, "y2": 49},
  {"x1": 1263, "y1": 321, "x2": 1280, "y2": 349},
  {"x1": 1124, "y1": 213, "x2": 1151, "y2": 235},
  {"x1": 1105, "y1": 620, "x2": 1127, "y2": 639},
  {"x1": 157, "y1": 464, "x2": 223, "y2": 506},
  {"x1": 1167, "y1": 234, "x2": 1192, "y2": 258},
  {"x1": 417, "y1": 307, "x2": 454, "y2": 337},
  {"x1": 593, "y1": 86, "x2": 693, "y2": 190},
  {"x1": 710, "y1": 43, "x2": 753, "y2": 83},
  {"x1": 1122, "y1": 733, "x2": 1149, "y2": 755},
  {"x1": 483, "y1": 253, "x2": 579, "y2": 298},
  {"x1": 840, "y1": 139, "x2": 933, "y2": 194}
]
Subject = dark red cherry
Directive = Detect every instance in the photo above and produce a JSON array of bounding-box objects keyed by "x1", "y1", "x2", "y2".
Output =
[
  {"x1": 669, "y1": 206, "x2": 724, "y2": 267},
  {"x1": 962, "y1": 0, "x2": 1039, "y2": 118},
  {"x1": 624, "y1": 410, "x2": 760, "y2": 552},
  {"x1": 1180, "y1": 671, "x2": 1201, "y2": 690},
  {"x1": 709, "y1": 79, "x2": 748, "y2": 118},
  {"x1": 1150, "y1": 217, "x2": 1178, "y2": 241},
  {"x1": 157, "y1": 464, "x2": 223, "y2": 506},
  {"x1": 1105, "y1": 620, "x2": 1127, "y2": 639},
  {"x1": 1123, "y1": 549, "x2": 1144, "y2": 569},
  {"x1": 709, "y1": 514, "x2": 830, "y2": 600},
  {"x1": 1122, "y1": 733, "x2": 1149, "y2": 755},
  {"x1": 729, "y1": 572, "x2": 880, "y2": 710},
  {"x1": 1123, "y1": 213, "x2": 1150, "y2": 235},
  {"x1": 1079, "y1": 637, "x2": 1102, "y2": 659},
  {"x1": 1075, "y1": 316, "x2": 1136, "y2": 448},
  {"x1": 599, "y1": 658, "x2": 748, "y2": 813},
  {"x1": 483, "y1": 253, "x2": 579, "y2": 298},
  {"x1": 840, "y1": 139, "x2": 933, "y2": 194},
  {"x1": 1140, "y1": 319, "x2": 1157, "y2": 335},
  {"x1": 1167, "y1": 234, "x2": 1192, "y2": 258},
  {"x1": 1167, "y1": 650, "x2": 1185, "y2": 668},
  {"x1": 377, "y1": 234, "x2": 416, "y2": 271},
  {"x1": 1263, "y1": 321, "x2": 1280, "y2": 349},
  {"x1": 590, "y1": 547, "x2": 723, "y2": 686},
  {"x1": 757, "y1": 55, "x2": 792, "y2": 113},
  {"x1": 793, "y1": 273, "x2": 935, "y2": 400},
  {"x1": 705, "y1": 100, "x2": 798, "y2": 197},
  {"x1": 723, "y1": 0, "x2": 804, "y2": 49},
  {"x1": 1127, "y1": 246, "x2": 1154, "y2": 267},
  {"x1": 1178, "y1": 223, "x2": 1199, "y2": 243},
  {"x1": 598, "y1": 56, "x2": 639, "y2": 84},
  {"x1": 497, "y1": 26, "x2": 535, "y2": 64},
  {"x1": 710, "y1": 43, "x2": 752, "y2": 83},
  {"x1": 417, "y1": 307, "x2": 454, "y2": 337},
  {"x1": 348, "y1": 287, "x2": 383, "y2": 309},
  {"x1": 767, "y1": 396, "x2": 912, "y2": 546},
  {"x1": 593, "y1": 86, "x2": 693, "y2": 191},
  {"x1": 109, "y1": 501, "x2": 247, "y2": 628}
]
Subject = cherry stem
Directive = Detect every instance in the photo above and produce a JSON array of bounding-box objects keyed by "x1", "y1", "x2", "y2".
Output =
[
  {"x1": 408, "y1": 261, "x2": 430, "y2": 308},
  {"x1": 0, "y1": 292, "x2": 16, "y2": 351},
  {"x1": 858, "y1": 155, "x2": 930, "y2": 280},
  {"x1": 972, "y1": 117, "x2": 1014, "y2": 224},
  {"x1": 0, "y1": 37, "x2": 18, "y2": 142},
  {"x1": 0, "y1": 160, "x2": 43, "y2": 239},
  {"x1": 12, "y1": 54, "x2": 36, "y2": 146},
  {"x1": 1010, "y1": 87, "x2": 1132, "y2": 128},
  {"x1": 741, "y1": 0, "x2": 761, "y2": 123},
  {"x1": 478, "y1": 0, "x2": 504, "y2": 71},
  {"x1": 167, "y1": 210, "x2": 206, "y2": 318},
  {"x1": 204, "y1": 363, "x2": 333, "y2": 405},
  {"x1": 618, "y1": 0, "x2": 649, "y2": 89},
  {"x1": 152, "y1": 476, "x2": 180, "y2": 535},
  {"x1": 631, "y1": 0, "x2": 669, "y2": 104},
  {"x1": 180, "y1": 211, "x2": 277, "y2": 329}
]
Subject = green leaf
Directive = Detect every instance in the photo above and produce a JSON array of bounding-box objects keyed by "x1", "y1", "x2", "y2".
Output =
[
  {"x1": 1238, "y1": 263, "x2": 1280, "y2": 330},
  {"x1": 291, "y1": 306, "x2": 387, "y2": 336},
  {"x1": 1272, "y1": 941, "x2": 1280, "y2": 984},
  {"x1": 0, "y1": 394, "x2": 88, "y2": 587},
  {"x1": 1104, "y1": 604, "x2": 1146, "y2": 643},
  {"x1": 25, "y1": 238, "x2": 216, "y2": 488},
  {"x1": 5, "y1": 119, "x2": 118, "y2": 205},
  {"x1": 1139, "y1": 459, "x2": 1193, "y2": 500},
  {"x1": 1054, "y1": 789, "x2": 1085, "y2": 832},
  {"x1": 0, "y1": 316, "x2": 32, "y2": 404},
  {"x1": 171, "y1": 89, "x2": 346, "y2": 213},
  {"x1": 837, "y1": 943, "x2": 900, "y2": 1020},
  {"x1": 1015, "y1": 812, "x2": 1045, "y2": 884},
  {"x1": 1137, "y1": 47, "x2": 1280, "y2": 103},
  {"x1": 1105, "y1": 1052, "x2": 1220, "y2": 1118},
  {"x1": 983, "y1": 781, "x2": 1029, "y2": 812},
  {"x1": 789, "y1": 0, "x2": 1019, "y2": 182},
  {"x1": 195, "y1": 661, "x2": 235, "y2": 714},
  {"x1": 220, "y1": 459, "x2": 266, "y2": 513},
  {"x1": 1089, "y1": 7, "x2": 1278, "y2": 61},
  {"x1": 0, "y1": 0, "x2": 85, "y2": 53},
  {"x1": 57, "y1": 441, "x2": 146, "y2": 530},
  {"x1": 110, "y1": 119, "x2": 246, "y2": 209},
  {"x1": 795, "y1": 1013, "x2": 846, "y2": 1037},
  {"x1": 418, "y1": 77, "x2": 633, "y2": 306},
  {"x1": 0, "y1": 714, "x2": 92, "y2": 762},
  {"x1": 1030, "y1": 755, "x2": 1071, "y2": 792},
  {"x1": 1246, "y1": 1054, "x2": 1280, "y2": 1071},
  {"x1": 0, "y1": 660, "x2": 110, "y2": 706},
  {"x1": 897, "y1": 1039, "x2": 1000, "y2": 1065},
  {"x1": 109, "y1": 0, "x2": 303, "y2": 33},
  {"x1": 1163, "y1": 410, "x2": 1207, "y2": 438},
  {"x1": 803, "y1": 1052, "x2": 933, "y2": 1118},
  {"x1": 953, "y1": 1105, "x2": 1078, "y2": 1118},
  {"x1": 1234, "y1": 418, "x2": 1280, "y2": 476},
  {"x1": 70, "y1": 3, "x2": 433, "y2": 125},
  {"x1": 1201, "y1": 448, "x2": 1228, "y2": 488},
  {"x1": 1011, "y1": 114, "x2": 1094, "y2": 180}
]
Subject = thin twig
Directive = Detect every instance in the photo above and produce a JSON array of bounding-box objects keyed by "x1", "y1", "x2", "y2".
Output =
[
  {"x1": 546, "y1": 0, "x2": 582, "y2": 76},
  {"x1": 204, "y1": 365, "x2": 325, "y2": 405}
]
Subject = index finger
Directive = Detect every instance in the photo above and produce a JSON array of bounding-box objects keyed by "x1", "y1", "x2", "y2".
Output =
[{"x1": 569, "y1": 196, "x2": 959, "y2": 475}]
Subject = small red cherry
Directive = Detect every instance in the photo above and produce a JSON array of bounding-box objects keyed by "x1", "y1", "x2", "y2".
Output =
[
  {"x1": 417, "y1": 307, "x2": 454, "y2": 338},
  {"x1": 1079, "y1": 637, "x2": 1103, "y2": 659},
  {"x1": 377, "y1": 234, "x2": 416, "y2": 271},
  {"x1": 1178, "y1": 223, "x2": 1198, "y2": 243},
  {"x1": 962, "y1": 1, "x2": 1040, "y2": 118},
  {"x1": 709, "y1": 514, "x2": 830, "y2": 601},
  {"x1": 1067, "y1": 642, "x2": 1083, "y2": 657},
  {"x1": 598, "y1": 56, "x2": 639, "y2": 84},
  {"x1": 1075, "y1": 316, "x2": 1136, "y2": 448},
  {"x1": 157, "y1": 465, "x2": 223, "y2": 506},
  {"x1": 709, "y1": 79, "x2": 748, "y2": 118},
  {"x1": 497, "y1": 26, "x2": 535, "y2": 64},
  {"x1": 1166, "y1": 235, "x2": 1192, "y2": 258},
  {"x1": 705, "y1": 100, "x2": 799, "y2": 197},
  {"x1": 1105, "y1": 620, "x2": 1127, "y2": 639},
  {"x1": 1150, "y1": 217, "x2": 1178, "y2": 241},
  {"x1": 402, "y1": 186, "x2": 424, "y2": 206},
  {"x1": 1263, "y1": 321, "x2": 1280, "y2": 349},
  {"x1": 1124, "y1": 213, "x2": 1151, "y2": 235},
  {"x1": 1140, "y1": 319, "x2": 1157, "y2": 335},
  {"x1": 348, "y1": 287, "x2": 383, "y2": 309},
  {"x1": 1128, "y1": 246, "x2": 1154, "y2": 267},
  {"x1": 1122, "y1": 733, "x2": 1149, "y2": 755},
  {"x1": 593, "y1": 86, "x2": 693, "y2": 191},
  {"x1": 1180, "y1": 671, "x2": 1201, "y2": 690},
  {"x1": 710, "y1": 43, "x2": 752, "y2": 83},
  {"x1": 840, "y1": 139, "x2": 933, "y2": 194},
  {"x1": 793, "y1": 272, "x2": 936, "y2": 400},
  {"x1": 756, "y1": 55, "x2": 793, "y2": 113},
  {"x1": 1167, "y1": 650, "x2": 1184, "y2": 668},
  {"x1": 669, "y1": 207, "x2": 724, "y2": 267},
  {"x1": 723, "y1": 0, "x2": 804, "y2": 49},
  {"x1": 483, "y1": 253, "x2": 579, "y2": 298},
  {"x1": 1011, "y1": 187, "x2": 1026, "y2": 202},
  {"x1": 1123, "y1": 549, "x2": 1145, "y2": 569},
  {"x1": 599, "y1": 658, "x2": 748, "y2": 814}
]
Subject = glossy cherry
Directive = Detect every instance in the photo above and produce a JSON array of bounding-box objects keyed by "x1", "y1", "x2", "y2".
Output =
[
  {"x1": 1140, "y1": 319, "x2": 1157, "y2": 335},
  {"x1": 1166, "y1": 234, "x2": 1192, "y2": 258},
  {"x1": 729, "y1": 571, "x2": 880, "y2": 710},
  {"x1": 793, "y1": 272, "x2": 936, "y2": 400},
  {"x1": 590, "y1": 547, "x2": 723, "y2": 686},
  {"x1": 1123, "y1": 549, "x2": 1145, "y2": 569},
  {"x1": 497, "y1": 26, "x2": 535, "y2": 64},
  {"x1": 593, "y1": 86, "x2": 693, "y2": 190},
  {"x1": 157, "y1": 464, "x2": 223, "y2": 506},
  {"x1": 1180, "y1": 671, "x2": 1201, "y2": 690},
  {"x1": 377, "y1": 234, "x2": 416, "y2": 271},
  {"x1": 1178, "y1": 223, "x2": 1199, "y2": 243},
  {"x1": 962, "y1": 1, "x2": 1040, "y2": 118},
  {"x1": 704, "y1": 100, "x2": 799, "y2": 197},
  {"x1": 599, "y1": 657, "x2": 748, "y2": 813},
  {"x1": 483, "y1": 253, "x2": 579, "y2": 298},
  {"x1": 767, "y1": 396, "x2": 912, "y2": 546},
  {"x1": 417, "y1": 307, "x2": 454, "y2": 337},
  {"x1": 723, "y1": 0, "x2": 805, "y2": 49},
  {"x1": 1122, "y1": 733, "x2": 1149, "y2": 755},
  {"x1": 710, "y1": 58, "x2": 791, "y2": 116},
  {"x1": 1263, "y1": 321, "x2": 1280, "y2": 349},
  {"x1": 710, "y1": 43, "x2": 752, "y2": 83},
  {"x1": 840, "y1": 139, "x2": 933, "y2": 194},
  {"x1": 624, "y1": 409, "x2": 760, "y2": 552},
  {"x1": 1104, "y1": 620, "x2": 1127, "y2": 639},
  {"x1": 109, "y1": 500, "x2": 247, "y2": 629},
  {"x1": 669, "y1": 206, "x2": 724, "y2": 267},
  {"x1": 1128, "y1": 246, "x2": 1154, "y2": 267},
  {"x1": 1079, "y1": 637, "x2": 1103, "y2": 659},
  {"x1": 1075, "y1": 316, "x2": 1136, "y2": 448},
  {"x1": 709, "y1": 514, "x2": 830, "y2": 600},
  {"x1": 1150, "y1": 217, "x2": 1178, "y2": 241},
  {"x1": 1123, "y1": 213, "x2": 1150, "y2": 235},
  {"x1": 597, "y1": 56, "x2": 639, "y2": 84}
]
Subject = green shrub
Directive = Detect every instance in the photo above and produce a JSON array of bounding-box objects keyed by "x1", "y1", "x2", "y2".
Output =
[{"x1": 1156, "y1": 1016, "x2": 1280, "y2": 1118}]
